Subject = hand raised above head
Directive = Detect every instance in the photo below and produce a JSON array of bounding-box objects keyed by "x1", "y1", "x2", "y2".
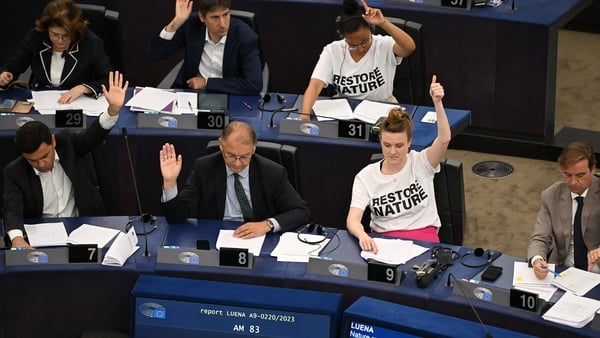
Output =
[
  {"x1": 360, "y1": 0, "x2": 385, "y2": 26},
  {"x1": 429, "y1": 75, "x2": 444, "y2": 102},
  {"x1": 102, "y1": 71, "x2": 129, "y2": 116}
]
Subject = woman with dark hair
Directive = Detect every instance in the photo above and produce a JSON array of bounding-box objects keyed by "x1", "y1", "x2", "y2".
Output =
[
  {"x1": 0, "y1": 0, "x2": 111, "y2": 103},
  {"x1": 347, "y1": 75, "x2": 450, "y2": 251},
  {"x1": 299, "y1": 0, "x2": 415, "y2": 120}
]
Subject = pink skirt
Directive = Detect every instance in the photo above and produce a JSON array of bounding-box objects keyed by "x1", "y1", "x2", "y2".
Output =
[{"x1": 374, "y1": 225, "x2": 440, "y2": 243}]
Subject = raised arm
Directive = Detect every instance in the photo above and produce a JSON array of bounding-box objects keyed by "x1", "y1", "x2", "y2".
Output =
[
  {"x1": 425, "y1": 75, "x2": 450, "y2": 168},
  {"x1": 360, "y1": 0, "x2": 415, "y2": 57}
]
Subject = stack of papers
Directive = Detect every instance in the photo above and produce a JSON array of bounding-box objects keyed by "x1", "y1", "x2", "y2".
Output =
[
  {"x1": 552, "y1": 267, "x2": 600, "y2": 296},
  {"x1": 216, "y1": 230, "x2": 265, "y2": 257},
  {"x1": 24, "y1": 222, "x2": 120, "y2": 249},
  {"x1": 270, "y1": 232, "x2": 331, "y2": 262},
  {"x1": 312, "y1": 99, "x2": 403, "y2": 124},
  {"x1": 360, "y1": 237, "x2": 428, "y2": 265},
  {"x1": 125, "y1": 86, "x2": 198, "y2": 115},
  {"x1": 31, "y1": 90, "x2": 109, "y2": 116},
  {"x1": 102, "y1": 226, "x2": 139, "y2": 267},
  {"x1": 542, "y1": 292, "x2": 600, "y2": 328},
  {"x1": 512, "y1": 261, "x2": 558, "y2": 301}
]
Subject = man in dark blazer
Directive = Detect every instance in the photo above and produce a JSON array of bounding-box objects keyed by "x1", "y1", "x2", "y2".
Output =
[
  {"x1": 528, "y1": 142, "x2": 600, "y2": 278},
  {"x1": 160, "y1": 121, "x2": 310, "y2": 238},
  {"x1": 146, "y1": 0, "x2": 262, "y2": 95},
  {"x1": 2, "y1": 71, "x2": 128, "y2": 249}
]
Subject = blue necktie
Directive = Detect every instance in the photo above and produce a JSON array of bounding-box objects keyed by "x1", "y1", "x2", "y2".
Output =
[
  {"x1": 573, "y1": 196, "x2": 587, "y2": 270},
  {"x1": 234, "y1": 173, "x2": 254, "y2": 221}
]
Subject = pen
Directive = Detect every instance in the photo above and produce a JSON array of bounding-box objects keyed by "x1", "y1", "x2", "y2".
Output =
[
  {"x1": 241, "y1": 100, "x2": 253, "y2": 111},
  {"x1": 187, "y1": 101, "x2": 195, "y2": 113},
  {"x1": 540, "y1": 265, "x2": 561, "y2": 277},
  {"x1": 461, "y1": 278, "x2": 480, "y2": 284}
]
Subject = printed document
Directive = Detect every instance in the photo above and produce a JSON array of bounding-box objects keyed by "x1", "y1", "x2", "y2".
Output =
[
  {"x1": 360, "y1": 237, "x2": 428, "y2": 265},
  {"x1": 24, "y1": 222, "x2": 68, "y2": 247},
  {"x1": 216, "y1": 230, "x2": 265, "y2": 257},
  {"x1": 102, "y1": 226, "x2": 139, "y2": 267},
  {"x1": 542, "y1": 292, "x2": 600, "y2": 328},
  {"x1": 551, "y1": 267, "x2": 600, "y2": 296},
  {"x1": 67, "y1": 224, "x2": 120, "y2": 248},
  {"x1": 270, "y1": 232, "x2": 330, "y2": 262}
]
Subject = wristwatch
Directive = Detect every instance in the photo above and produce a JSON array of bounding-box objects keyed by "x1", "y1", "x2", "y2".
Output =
[{"x1": 266, "y1": 219, "x2": 275, "y2": 233}]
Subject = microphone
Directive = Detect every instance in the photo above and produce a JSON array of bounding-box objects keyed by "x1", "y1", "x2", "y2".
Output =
[
  {"x1": 267, "y1": 108, "x2": 299, "y2": 128},
  {"x1": 122, "y1": 127, "x2": 152, "y2": 257},
  {"x1": 446, "y1": 273, "x2": 493, "y2": 338}
]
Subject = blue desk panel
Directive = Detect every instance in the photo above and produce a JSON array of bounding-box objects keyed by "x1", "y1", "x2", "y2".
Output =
[{"x1": 2, "y1": 217, "x2": 600, "y2": 337}]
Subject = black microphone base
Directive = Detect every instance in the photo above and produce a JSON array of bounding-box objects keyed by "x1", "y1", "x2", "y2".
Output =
[{"x1": 142, "y1": 251, "x2": 151, "y2": 257}]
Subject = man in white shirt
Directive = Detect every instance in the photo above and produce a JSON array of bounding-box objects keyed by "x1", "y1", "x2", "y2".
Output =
[{"x1": 2, "y1": 71, "x2": 128, "y2": 249}]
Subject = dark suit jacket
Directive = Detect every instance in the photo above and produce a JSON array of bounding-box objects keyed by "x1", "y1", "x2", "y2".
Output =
[
  {"x1": 146, "y1": 15, "x2": 262, "y2": 95},
  {"x1": 0, "y1": 28, "x2": 111, "y2": 98},
  {"x1": 2, "y1": 119, "x2": 111, "y2": 235},
  {"x1": 528, "y1": 175, "x2": 600, "y2": 268},
  {"x1": 162, "y1": 152, "x2": 310, "y2": 232}
]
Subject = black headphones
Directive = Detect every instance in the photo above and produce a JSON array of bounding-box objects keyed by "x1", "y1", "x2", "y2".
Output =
[
  {"x1": 336, "y1": 15, "x2": 374, "y2": 39},
  {"x1": 257, "y1": 93, "x2": 287, "y2": 112},
  {"x1": 297, "y1": 223, "x2": 327, "y2": 245},
  {"x1": 460, "y1": 247, "x2": 494, "y2": 268}
]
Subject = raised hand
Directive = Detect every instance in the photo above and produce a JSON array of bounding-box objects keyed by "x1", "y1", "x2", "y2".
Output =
[
  {"x1": 160, "y1": 143, "x2": 183, "y2": 190},
  {"x1": 429, "y1": 75, "x2": 444, "y2": 103},
  {"x1": 102, "y1": 71, "x2": 129, "y2": 116},
  {"x1": 360, "y1": 0, "x2": 385, "y2": 26}
]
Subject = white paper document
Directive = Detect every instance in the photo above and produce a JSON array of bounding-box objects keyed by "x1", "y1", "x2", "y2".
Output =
[
  {"x1": 270, "y1": 232, "x2": 331, "y2": 262},
  {"x1": 353, "y1": 100, "x2": 403, "y2": 124},
  {"x1": 125, "y1": 87, "x2": 178, "y2": 113},
  {"x1": 67, "y1": 224, "x2": 120, "y2": 249},
  {"x1": 102, "y1": 227, "x2": 139, "y2": 267},
  {"x1": 513, "y1": 261, "x2": 556, "y2": 286},
  {"x1": 24, "y1": 222, "x2": 69, "y2": 247},
  {"x1": 360, "y1": 237, "x2": 429, "y2": 265},
  {"x1": 542, "y1": 292, "x2": 600, "y2": 328},
  {"x1": 216, "y1": 230, "x2": 265, "y2": 257},
  {"x1": 31, "y1": 90, "x2": 109, "y2": 116},
  {"x1": 312, "y1": 99, "x2": 354, "y2": 121},
  {"x1": 552, "y1": 267, "x2": 600, "y2": 296},
  {"x1": 175, "y1": 92, "x2": 198, "y2": 114}
]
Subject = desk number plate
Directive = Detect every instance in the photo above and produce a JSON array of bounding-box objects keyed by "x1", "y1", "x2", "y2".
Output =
[
  {"x1": 338, "y1": 120, "x2": 366, "y2": 140},
  {"x1": 197, "y1": 111, "x2": 228, "y2": 130},
  {"x1": 509, "y1": 288, "x2": 539, "y2": 312},
  {"x1": 219, "y1": 247, "x2": 250, "y2": 268},
  {"x1": 56, "y1": 109, "x2": 84, "y2": 128},
  {"x1": 68, "y1": 244, "x2": 99, "y2": 263},
  {"x1": 367, "y1": 261, "x2": 400, "y2": 284}
]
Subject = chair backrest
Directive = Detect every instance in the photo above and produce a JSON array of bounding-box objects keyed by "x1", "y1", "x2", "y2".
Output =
[
  {"x1": 334, "y1": 16, "x2": 426, "y2": 105},
  {"x1": 79, "y1": 4, "x2": 124, "y2": 72},
  {"x1": 206, "y1": 140, "x2": 301, "y2": 195},
  {"x1": 366, "y1": 154, "x2": 465, "y2": 245}
]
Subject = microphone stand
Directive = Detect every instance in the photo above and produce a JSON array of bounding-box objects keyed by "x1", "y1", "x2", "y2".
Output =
[
  {"x1": 446, "y1": 273, "x2": 493, "y2": 338},
  {"x1": 122, "y1": 127, "x2": 151, "y2": 257},
  {"x1": 267, "y1": 108, "x2": 298, "y2": 128}
]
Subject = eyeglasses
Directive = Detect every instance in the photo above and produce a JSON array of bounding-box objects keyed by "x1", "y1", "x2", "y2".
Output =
[
  {"x1": 345, "y1": 36, "x2": 372, "y2": 51},
  {"x1": 223, "y1": 152, "x2": 252, "y2": 163},
  {"x1": 48, "y1": 32, "x2": 71, "y2": 41}
]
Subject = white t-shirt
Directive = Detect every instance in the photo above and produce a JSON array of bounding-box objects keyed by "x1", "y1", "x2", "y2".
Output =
[
  {"x1": 310, "y1": 34, "x2": 402, "y2": 102},
  {"x1": 350, "y1": 150, "x2": 441, "y2": 233}
]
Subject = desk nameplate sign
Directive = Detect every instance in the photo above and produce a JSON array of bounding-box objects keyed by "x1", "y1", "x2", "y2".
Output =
[
  {"x1": 5, "y1": 247, "x2": 75, "y2": 265},
  {"x1": 137, "y1": 113, "x2": 199, "y2": 130},
  {"x1": 280, "y1": 118, "x2": 369, "y2": 141},
  {"x1": 157, "y1": 247, "x2": 254, "y2": 269},
  {"x1": 56, "y1": 109, "x2": 86, "y2": 128},
  {"x1": 452, "y1": 279, "x2": 547, "y2": 314},
  {"x1": 386, "y1": 0, "x2": 473, "y2": 10},
  {"x1": 308, "y1": 257, "x2": 404, "y2": 285},
  {"x1": 0, "y1": 114, "x2": 55, "y2": 130}
]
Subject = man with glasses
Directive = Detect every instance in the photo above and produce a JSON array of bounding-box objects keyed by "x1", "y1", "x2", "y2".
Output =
[
  {"x1": 159, "y1": 121, "x2": 310, "y2": 238},
  {"x1": 299, "y1": 0, "x2": 415, "y2": 120}
]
